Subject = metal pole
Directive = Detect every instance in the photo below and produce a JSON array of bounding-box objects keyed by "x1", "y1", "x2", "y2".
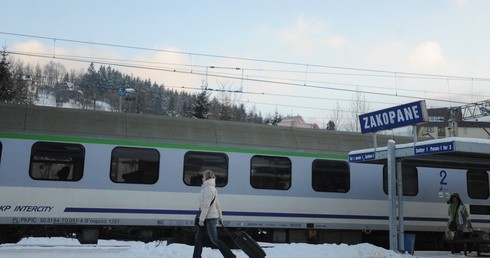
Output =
[
  {"x1": 387, "y1": 140, "x2": 398, "y2": 251},
  {"x1": 412, "y1": 125, "x2": 417, "y2": 145},
  {"x1": 397, "y1": 161, "x2": 405, "y2": 252},
  {"x1": 373, "y1": 133, "x2": 377, "y2": 153}
]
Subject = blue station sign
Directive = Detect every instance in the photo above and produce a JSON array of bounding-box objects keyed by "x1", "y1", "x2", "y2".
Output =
[
  {"x1": 349, "y1": 152, "x2": 376, "y2": 162},
  {"x1": 359, "y1": 100, "x2": 428, "y2": 134},
  {"x1": 414, "y1": 141, "x2": 454, "y2": 155}
]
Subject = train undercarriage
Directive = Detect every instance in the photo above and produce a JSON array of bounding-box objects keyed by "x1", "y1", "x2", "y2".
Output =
[{"x1": 0, "y1": 224, "x2": 448, "y2": 252}]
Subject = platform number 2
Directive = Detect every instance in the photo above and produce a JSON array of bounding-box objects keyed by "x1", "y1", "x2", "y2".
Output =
[
  {"x1": 440, "y1": 170, "x2": 448, "y2": 185},
  {"x1": 438, "y1": 170, "x2": 449, "y2": 199}
]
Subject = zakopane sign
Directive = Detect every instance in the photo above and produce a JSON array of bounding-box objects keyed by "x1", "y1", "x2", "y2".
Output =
[{"x1": 359, "y1": 100, "x2": 428, "y2": 134}]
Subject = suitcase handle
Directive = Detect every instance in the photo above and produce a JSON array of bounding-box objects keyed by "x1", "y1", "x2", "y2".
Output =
[{"x1": 219, "y1": 220, "x2": 233, "y2": 238}]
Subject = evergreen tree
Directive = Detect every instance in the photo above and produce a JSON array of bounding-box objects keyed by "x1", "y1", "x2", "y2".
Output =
[
  {"x1": 1, "y1": 57, "x2": 272, "y2": 126},
  {"x1": 265, "y1": 110, "x2": 282, "y2": 125},
  {"x1": 165, "y1": 92, "x2": 178, "y2": 117},
  {"x1": 234, "y1": 103, "x2": 247, "y2": 122},
  {"x1": 0, "y1": 47, "x2": 15, "y2": 102},
  {"x1": 192, "y1": 88, "x2": 211, "y2": 119},
  {"x1": 208, "y1": 97, "x2": 221, "y2": 120},
  {"x1": 182, "y1": 93, "x2": 194, "y2": 118},
  {"x1": 246, "y1": 106, "x2": 263, "y2": 124},
  {"x1": 11, "y1": 63, "x2": 29, "y2": 104},
  {"x1": 219, "y1": 104, "x2": 233, "y2": 121},
  {"x1": 79, "y1": 63, "x2": 99, "y2": 109},
  {"x1": 33, "y1": 64, "x2": 43, "y2": 85}
]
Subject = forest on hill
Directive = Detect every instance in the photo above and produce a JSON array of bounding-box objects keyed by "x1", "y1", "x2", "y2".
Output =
[{"x1": 0, "y1": 47, "x2": 285, "y2": 126}]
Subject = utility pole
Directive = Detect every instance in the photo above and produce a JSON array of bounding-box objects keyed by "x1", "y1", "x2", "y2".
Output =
[{"x1": 448, "y1": 108, "x2": 458, "y2": 137}]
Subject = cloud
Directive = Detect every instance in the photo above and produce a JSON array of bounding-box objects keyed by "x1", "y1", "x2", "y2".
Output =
[
  {"x1": 365, "y1": 40, "x2": 458, "y2": 74},
  {"x1": 278, "y1": 16, "x2": 352, "y2": 55},
  {"x1": 10, "y1": 40, "x2": 54, "y2": 66},
  {"x1": 130, "y1": 46, "x2": 203, "y2": 88},
  {"x1": 8, "y1": 40, "x2": 203, "y2": 88},
  {"x1": 10, "y1": 40, "x2": 121, "y2": 73},
  {"x1": 408, "y1": 41, "x2": 446, "y2": 69},
  {"x1": 454, "y1": 0, "x2": 469, "y2": 6},
  {"x1": 364, "y1": 40, "x2": 410, "y2": 69},
  {"x1": 11, "y1": 40, "x2": 48, "y2": 54}
]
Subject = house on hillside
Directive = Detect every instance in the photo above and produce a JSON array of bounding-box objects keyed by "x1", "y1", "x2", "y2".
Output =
[
  {"x1": 55, "y1": 82, "x2": 83, "y2": 105},
  {"x1": 416, "y1": 107, "x2": 490, "y2": 139},
  {"x1": 278, "y1": 116, "x2": 319, "y2": 129}
]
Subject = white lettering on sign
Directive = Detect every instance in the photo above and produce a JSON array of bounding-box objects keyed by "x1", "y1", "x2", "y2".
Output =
[
  {"x1": 414, "y1": 142, "x2": 454, "y2": 155},
  {"x1": 349, "y1": 152, "x2": 375, "y2": 162},
  {"x1": 362, "y1": 105, "x2": 421, "y2": 130}
]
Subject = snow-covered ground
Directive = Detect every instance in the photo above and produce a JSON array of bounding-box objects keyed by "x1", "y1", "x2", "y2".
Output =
[
  {"x1": 35, "y1": 91, "x2": 113, "y2": 111},
  {"x1": 0, "y1": 237, "x2": 472, "y2": 258}
]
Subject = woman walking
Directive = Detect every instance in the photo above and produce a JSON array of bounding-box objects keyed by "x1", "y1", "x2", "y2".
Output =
[
  {"x1": 193, "y1": 170, "x2": 235, "y2": 258},
  {"x1": 447, "y1": 192, "x2": 472, "y2": 240}
]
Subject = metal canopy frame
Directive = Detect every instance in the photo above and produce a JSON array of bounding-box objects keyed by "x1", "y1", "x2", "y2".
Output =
[
  {"x1": 348, "y1": 136, "x2": 490, "y2": 253},
  {"x1": 349, "y1": 137, "x2": 490, "y2": 169}
]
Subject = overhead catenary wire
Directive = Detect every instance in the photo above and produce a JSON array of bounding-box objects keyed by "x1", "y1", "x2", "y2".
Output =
[
  {"x1": 2, "y1": 31, "x2": 490, "y2": 82},
  {"x1": 8, "y1": 50, "x2": 476, "y2": 107},
  {"x1": 3, "y1": 31, "x2": 490, "y2": 122},
  {"x1": 8, "y1": 50, "x2": 483, "y2": 101},
  {"x1": 5, "y1": 47, "x2": 486, "y2": 102}
]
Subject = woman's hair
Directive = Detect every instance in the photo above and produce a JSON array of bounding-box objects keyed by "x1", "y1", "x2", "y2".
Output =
[
  {"x1": 202, "y1": 170, "x2": 216, "y2": 180},
  {"x1": 448, "y1": 193, "x2": 462, "y2": 205}
]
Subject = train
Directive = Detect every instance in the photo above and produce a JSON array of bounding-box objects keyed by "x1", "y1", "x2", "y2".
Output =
[{"x1": 0, "y1": 103, "x2": 489, "y2": 250}]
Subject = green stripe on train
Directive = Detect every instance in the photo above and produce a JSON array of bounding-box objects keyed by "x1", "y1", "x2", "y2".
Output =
[{"x1": 0, "y1": 132, "x2": 346, "y2": 160}]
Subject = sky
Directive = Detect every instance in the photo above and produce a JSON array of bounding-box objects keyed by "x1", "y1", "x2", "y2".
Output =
[
  {"x1": 2, "y1": 0, "x2": 490, "y2": 128},
  {"x1": 0, "y1": 237, "x2": 456, "y2": 258}
]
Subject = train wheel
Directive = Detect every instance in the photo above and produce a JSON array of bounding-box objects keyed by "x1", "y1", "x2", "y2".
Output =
[{"x1": 77, "y1": 227, "x2": 99, "y2": 244}]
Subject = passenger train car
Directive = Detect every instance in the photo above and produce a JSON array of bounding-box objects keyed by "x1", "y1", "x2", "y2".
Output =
[{"x1": 0, "y1": 103, "x2": 489, "y2": 250}]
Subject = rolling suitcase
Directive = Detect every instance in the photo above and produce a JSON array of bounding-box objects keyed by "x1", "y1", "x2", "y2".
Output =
[
  {"x1": 470, "y1": 230, "x2": 490, "y2": 255},
  {"x1": 221, "y1": 223, "x2": 266, "y2": 258}
]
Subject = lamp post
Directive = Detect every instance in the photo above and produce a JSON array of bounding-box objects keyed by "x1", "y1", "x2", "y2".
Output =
[
  {"x1": 118, "y1": 88, "x2": 136, "y2": 112},
  {"x1": 118, "y1": 88, "x2": 125, "y2": 112}
]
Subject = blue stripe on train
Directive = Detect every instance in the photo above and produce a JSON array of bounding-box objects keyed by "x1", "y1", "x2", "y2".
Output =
[{"x1": 65, "y1": 207, "x2": 459, "y2": 223}]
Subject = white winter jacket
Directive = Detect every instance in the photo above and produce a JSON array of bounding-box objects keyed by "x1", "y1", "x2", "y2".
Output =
[{"x1": 198, "y1": 178, "x2": 222, "y2": 223}]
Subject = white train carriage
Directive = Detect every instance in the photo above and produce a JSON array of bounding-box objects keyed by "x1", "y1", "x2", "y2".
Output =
[{"x1": 0, "y1": 103, "x2": 489, "y2": 250}]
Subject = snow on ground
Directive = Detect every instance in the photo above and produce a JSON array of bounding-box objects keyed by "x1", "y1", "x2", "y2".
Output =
[
  {"x1": 35, "y1": 91, "x2": 113, "y2": 111},
  {"x1": 0, "y1": 237, "x2": 474, "y2": 258}
]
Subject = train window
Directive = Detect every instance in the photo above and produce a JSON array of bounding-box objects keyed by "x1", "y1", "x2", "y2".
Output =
[
  {"x1": 312, "y1": 160, "x2": 350, "y2": 193},
  {"x1": 382, "y1": 165, "x2": 418, "y2": 196},
  {"x1": 0, "y1": 142, "x2": 2, "y2": 164},
  {"x1": 183, "y1": 151, "x2": 228, "y2": 187},
  {"x1": 250, "y1": 155, "x2": 291, "y2": 190},
  {"x1": 467, "y1": 169, "x2": 489, "y2": 199},
  {"x1": 110, "y1": 147, "x2": 160, "y2": 184},
  {"x1": 29, "y1": 142, "x2": 84, "y2": 181}
]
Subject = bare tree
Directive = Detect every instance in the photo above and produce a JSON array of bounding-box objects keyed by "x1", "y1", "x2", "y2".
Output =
[
  {"x1": 43, "y1": 61, "x2": 67, "y2": 87},
  {"x1": 329, "y1": 102, "x2": 344, "y2": 130},
  {"x1": 345, "y1": 89, "x2": 369, "y2": 132},
  {"x1": 216, "y1": 80, "x2": 240, "y2": 121}
]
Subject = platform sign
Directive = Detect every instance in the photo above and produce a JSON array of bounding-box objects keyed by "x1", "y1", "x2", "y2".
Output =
[
  {"x1": 359, "y1": 100, "x2": 428, "y2": 134},
  {"x1": 414, "y1": 141, "x2": 454, "y2": 155},
  {"x1": 349, "y1": 152, "x2": 376, "y2": 162}
]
